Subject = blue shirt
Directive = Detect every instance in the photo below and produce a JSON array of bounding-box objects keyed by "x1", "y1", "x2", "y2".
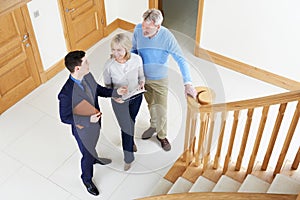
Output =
[
  {"x1": 70, "y1": 75, "x2": 84, "y2": 90},
  {"x1": 132, "y1": 23, "x2": 192, "y2": 84}
]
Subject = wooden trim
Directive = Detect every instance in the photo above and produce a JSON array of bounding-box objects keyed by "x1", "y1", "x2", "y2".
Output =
[
  {"x1": 195, "y1": 0, "x2": 300, "y2": 91},
  {"x1": 104, "y1": 18, "x2": 136, "y2": 36},
  {"x1": 195, "y1": 47, "x2": 300, "y2": 91},
  {"x1": 118, "y1": 18, "x2": 135, "y2": 32},
  {"x1": 104, "y1": 19, "x2": 119, "y2": 37},
  {"x1": 57, "y1": 0, "x2": 72, "y2": 51},
  {"x1": 44, "y1": 59, "x2": 65, "y2": 81},
  {"x1": 0, "y1": 0, "x2": 30, "y2": 17},
  {"x1": 139, "y1": 192, "x2": 297, "y2": 200},
  {"x1": 21, "y1": 5, "x2": 44, "y2": 83},
  {"x1": 195, "y1": 0, "x2": 204, "y2": 47},
  {"x1": 148, "y1": 0, "x2": 160, "y2": 9}
]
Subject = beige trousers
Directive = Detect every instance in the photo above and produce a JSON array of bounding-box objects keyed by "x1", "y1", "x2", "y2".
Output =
[{"x1": 144, "y1": 79, "x2": 168, "y2": 139}]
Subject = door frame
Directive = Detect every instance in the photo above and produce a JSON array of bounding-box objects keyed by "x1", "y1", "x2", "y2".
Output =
[
  {"x1": 57, "y1": 0, "x2": 72, "y2": 51},
  {"x1": 20, "y1": 5, "x2": 45, "y2": 82},
  {"x1": 149, "y1": 0, "x2": 162, "y2": 9}
]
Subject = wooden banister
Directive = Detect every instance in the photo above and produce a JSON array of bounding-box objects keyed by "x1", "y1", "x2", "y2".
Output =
[
  {"x1": 198, "y1": 90, "x2": 300, "y2": 113},
  {"x1": 247, "y1": 106, "x2": 269, "y2": 174},
  {"x1": 261, "y1": 103, "x2": 287, "y2": 170},
  {"x1": 235, "y1": 108, "x2": 254, "y2": 171},
  {"x1": 213, "y1": 112, "x2": 227, "y2": 169},
  {"x1": 223, "y1": 110, "x2": 239, "y2": 174},
  {"x1": 139, "y1": 192, "x2": 298, "y2": 200},
  {"x1": 185, "y1": 88, "x2": 300, "y2": 180},
  {"x1": 274, "y1": 101, "x2": 300, "y2": 175},
  {"x1": 292, "y1": 147, "x2": 300, "y2": 170}
]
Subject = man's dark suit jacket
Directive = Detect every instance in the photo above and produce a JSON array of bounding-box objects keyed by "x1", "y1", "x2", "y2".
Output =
[
  {"x1": 58, "y1": 72, "x2": 118, "y2": 132},
  {"x1": 58, "y1": 72, "x2": 120, "y2": 183}
]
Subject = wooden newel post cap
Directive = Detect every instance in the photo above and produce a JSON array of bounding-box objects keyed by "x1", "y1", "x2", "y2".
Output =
[{"x1": 195, "y1": 86, "x2": 215, "y2": 105}]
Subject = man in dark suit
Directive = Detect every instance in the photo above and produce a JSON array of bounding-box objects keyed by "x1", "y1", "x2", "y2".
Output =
[{"x1": 58, "y1": 50, "x2": 127, "y2": 196}]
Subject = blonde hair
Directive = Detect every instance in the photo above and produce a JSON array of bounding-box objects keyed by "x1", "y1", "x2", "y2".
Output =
[{"x1": 110, "y1": 33, "x2": 132, "y2": 61}]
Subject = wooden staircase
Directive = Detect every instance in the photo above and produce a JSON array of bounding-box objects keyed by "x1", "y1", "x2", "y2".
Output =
[{"x1": 139, "y1": 87, "x2": 300, "y2": 200}]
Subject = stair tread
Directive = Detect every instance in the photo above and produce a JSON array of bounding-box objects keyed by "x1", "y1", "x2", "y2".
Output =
[
  {"x1": 212, "y1": 175, "x2": 241, "y2": 192},
  {"x1": 167, "y1": 177, "x2": 193, "y2": 194},
  {"x1": 150, "y1": 178, "x2": 173, "y2": 196},
  {"x1": 238, "y1": 174, "x2": 270, "y2": 193},
  {"x1": 189, "y1": 176, "x2": 216, "y2": 192},
  {"x1": 267, "y1": 174, "x2": 300, "y2": 194}
]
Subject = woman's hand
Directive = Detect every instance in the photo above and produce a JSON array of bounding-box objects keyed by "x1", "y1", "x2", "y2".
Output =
[{"x1": 117, "y1": 86, "x2": 128, "y2": 95}]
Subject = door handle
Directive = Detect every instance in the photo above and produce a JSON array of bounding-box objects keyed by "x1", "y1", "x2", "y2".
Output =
[
  {"x1": 65, "y1": 8, "x2": 75, "y2": 13},
  {"x1": 22, "y1": 33, "x2": 29, "y2": 42}
]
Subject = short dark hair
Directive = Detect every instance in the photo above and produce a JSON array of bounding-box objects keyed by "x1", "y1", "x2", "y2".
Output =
[{"x1": 64, "y1": 50, "x2": 85, "y2": 73}]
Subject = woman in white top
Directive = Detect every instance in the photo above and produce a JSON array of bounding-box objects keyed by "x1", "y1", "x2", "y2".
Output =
[{"x1": 103, "y1": 33, "x2": 145, "y2": 171}]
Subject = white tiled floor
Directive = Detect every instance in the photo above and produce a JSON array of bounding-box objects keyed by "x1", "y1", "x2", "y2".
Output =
[{"x1": 0, "y1": 7, "x2": 289, "y2": 199}]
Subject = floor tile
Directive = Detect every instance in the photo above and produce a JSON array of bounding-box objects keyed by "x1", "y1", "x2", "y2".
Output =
[
  {"x1": 0, "y1": 166, "x2": 70, "y2": 200},
  {"x1": 26, "y1": 83, "x2": 66, "y2": 119},
  {"x1": 0, "y1": 151, "x2": 22, "y2": 186},
  {"x1": 0, "y1": 3, "x2": 293, "y2": 199},
  {"x1": 5, "y1": 115, "x2": 77, "y2": 177},
  {"x1": 108, "y1": 163, "x2": 162, "y2": 200},
  {"x1": 0, "y1": 103, "x2": 45, "y2": 150},
  {"x1": 50, "y1": 151, "x2": 129, "y2": 200}
]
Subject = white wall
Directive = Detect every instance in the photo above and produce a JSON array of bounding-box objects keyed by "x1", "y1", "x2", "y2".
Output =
[
  {"x1": 117, "y1": 0, "x2": 148, "y2": 25},
  {"x1": 104, "y1": 0, "x2": 148, "y2": 25},
  {"x1": 27, "y1": 0, "x2": 67, "y2": 71},
  {"x1": 104, "y1": 0, "x2": 118, "y2": 24},
  {"x1": 200, "y1": 0, "x2": 300, "y2": 81},
  {"x1": 27, "y1": 0, "x2": 148, "y2": 71}
]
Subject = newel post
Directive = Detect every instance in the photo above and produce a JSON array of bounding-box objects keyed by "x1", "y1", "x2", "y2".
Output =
[{"x1": 183, "y1": 86, "x2": 215, "y2": 167}]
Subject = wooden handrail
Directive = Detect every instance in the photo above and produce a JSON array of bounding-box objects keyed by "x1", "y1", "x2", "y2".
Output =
[
  {"x1": 139, "y1": 192, "x2": 298, "y2": 200},
  {"x1": 198, "y1": 90, "x2": 300, "y2": 113},
  {"x1": 184, "y1": 87, "x2": 300, "y2": 182}
]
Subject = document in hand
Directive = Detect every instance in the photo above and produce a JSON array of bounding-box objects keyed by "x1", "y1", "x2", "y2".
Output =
[
  {"x1": 122, "y1": 88, "x2": 146, "y2": 101},
  {"x1": 73, "y1": 99, "x2": 101, "y2": 116}
]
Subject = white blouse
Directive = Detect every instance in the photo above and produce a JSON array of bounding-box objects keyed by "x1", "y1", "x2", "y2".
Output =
[{"x1": 103, "y1": 53, "x2": 145, "y2": 93}]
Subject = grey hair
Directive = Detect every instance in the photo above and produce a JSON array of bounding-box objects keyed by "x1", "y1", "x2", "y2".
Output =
[{"x1": 142, "y1": 9, "x2": 163, "y2": 25}]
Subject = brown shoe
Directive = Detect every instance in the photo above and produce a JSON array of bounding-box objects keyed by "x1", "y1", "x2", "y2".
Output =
[
  {"x1": 133, "y1": 144, "x2": 137, "y2": 152},
  {"x1": 156, "y1": 135, "x2": 171, "y2": 151},
  {"x1": 124, "y1": 162, "x2": 131, "y2": 171},
  {"x1": 142, "y1": 127, "x2": 156, "y2": 139}
]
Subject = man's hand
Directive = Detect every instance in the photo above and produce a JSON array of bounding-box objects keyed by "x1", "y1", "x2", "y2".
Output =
[
  {"x1": 90, "y1": 112, "x2": 101, "y2": 123},
  {"x1": 117, "y1": 86, "x2": 128, "y2": 95},
  {"x1": 184, "y1": 84, "x2": 197, "y2": 99},
  {"x1": 139, "y1": 81, "x2": 145, "y2": 90}
]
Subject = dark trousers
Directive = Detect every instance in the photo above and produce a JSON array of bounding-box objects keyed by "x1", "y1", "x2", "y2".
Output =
[
  {"x1": 72, "y1": 123, "x2": 100, "y2": 183},
  {"x1": 111, "y1": 95, "x2": 142, "y2": 164}
]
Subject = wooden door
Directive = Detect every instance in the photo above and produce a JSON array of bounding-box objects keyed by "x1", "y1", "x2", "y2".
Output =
[
  {"x1": 0, "y1": 7, "x2": 41, "y2": 114},
  {"x1": 59, "y1": 0, "x2": 106, "y2": 51}
]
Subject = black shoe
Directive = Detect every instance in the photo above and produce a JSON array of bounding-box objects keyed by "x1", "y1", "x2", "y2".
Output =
[
  {"x1": 141, "y1": 127, "x2": 156, "y2": 139},
  {"x1": 156, "y1": 135, "x2": 171, "y2": 151},
  {"x1": 95, "y1": 157, "x2": 112, "y2": 165},
  {"x1": 83, "y1": 181, "x2": 99, "y2": 196}
]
